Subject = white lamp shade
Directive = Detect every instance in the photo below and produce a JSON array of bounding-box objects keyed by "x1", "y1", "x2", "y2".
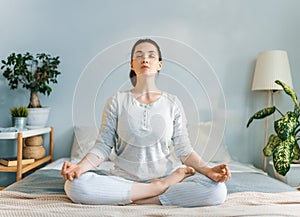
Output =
[{"x1": 252, "y1": 50, "x2": 293, "y2": 91}]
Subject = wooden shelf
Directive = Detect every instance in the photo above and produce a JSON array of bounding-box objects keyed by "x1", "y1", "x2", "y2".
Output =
[
  {"x1": 0, "y1": 156, "x2": 52, "y2": 172},
  {"x1": 0, "y1": 127, "x2": 54, "y2": 182}
]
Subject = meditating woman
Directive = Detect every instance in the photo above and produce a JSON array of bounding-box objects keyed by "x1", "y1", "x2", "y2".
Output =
[{"x1": 61, "y1": 38, "x2": 231, "y2": 207}]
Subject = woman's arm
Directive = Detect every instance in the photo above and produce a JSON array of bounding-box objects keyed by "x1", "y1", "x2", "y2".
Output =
[
  {"x1": 61, "y1": 95, "x2": 119, "y2": 181},
  {"x1": 181, "y1": 151, "x2": 231, "y2": 182},
  {"x1": 61, "y1": 153, "x2": 104, "y2": 181}
]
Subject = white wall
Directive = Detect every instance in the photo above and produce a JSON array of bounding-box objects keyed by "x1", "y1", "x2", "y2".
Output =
[{"x1": 0, "y1": 0, "x2": 300, "y2": 186}]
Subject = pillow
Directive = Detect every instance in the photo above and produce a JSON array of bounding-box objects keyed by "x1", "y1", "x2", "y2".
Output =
[
  {"x1": 70, "y1": 126, "x2": 116, "y2": 165},
  {"x1": 70, "y1": 126, "x2": 99, "y2": 163},
  {"x1": 187, "y1": 121, "x2": 231, "y2": 163}
]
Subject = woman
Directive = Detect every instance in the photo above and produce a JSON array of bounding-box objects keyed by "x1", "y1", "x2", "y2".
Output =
[{"x1": 61, "y1": 38, "x2": 231, "y2": 207}]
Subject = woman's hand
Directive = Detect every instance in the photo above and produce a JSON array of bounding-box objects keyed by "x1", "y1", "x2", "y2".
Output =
[
  {"x1": 206, "y1": 164, "x2": 231, "y2": 183},
  {"x1": 61, "y1": 153, "x2": 103, "y2": 181},
  {"x1": 61, "y1": 161, "x2": 82, "y2": 181}
]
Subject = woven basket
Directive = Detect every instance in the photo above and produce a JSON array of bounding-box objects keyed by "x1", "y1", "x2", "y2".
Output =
[
  {"x1": 23, "y1": 145, "x2": 46, "y2": 160},
  {"x1": 25, "y1": 136, "x2": 43, "y2": 146}
]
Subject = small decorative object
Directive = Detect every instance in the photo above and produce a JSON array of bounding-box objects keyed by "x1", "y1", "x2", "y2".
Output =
[
  {"x1": 23, "y1": 135, "x2": 46, "y2": 159},
  {"x1": 1, "y1": 52, "x2": 61, "y2": 127},
  {"x1": 247, "y1": 80, "x2": 300, "y2": 176},
  {"x1": 0, "y1": 157, "x2": 34, "y2": 167},
  {"x1": 10, "y1": 106, "x2": 29, "y2": 129}
]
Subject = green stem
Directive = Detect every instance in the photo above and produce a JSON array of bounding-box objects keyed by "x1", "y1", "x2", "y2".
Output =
[{"x1": 275, "y1": 107, "x2": 284, "y2": 117}]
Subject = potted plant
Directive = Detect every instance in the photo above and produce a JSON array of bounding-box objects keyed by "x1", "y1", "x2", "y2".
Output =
[
  {"x1": 247, "y1": 80, "x2": 300, "y2": 176},
  {"x1": 1, "y1": 52, "x2": 61, "y2": 127},
  {"x1": 10, "y1": 106, "x2": 29, "y2": 129}
]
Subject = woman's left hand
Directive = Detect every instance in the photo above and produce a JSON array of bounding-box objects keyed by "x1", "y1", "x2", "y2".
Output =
[{"x1": 206, "y1": 164, "x2": 231, "y2": 182}]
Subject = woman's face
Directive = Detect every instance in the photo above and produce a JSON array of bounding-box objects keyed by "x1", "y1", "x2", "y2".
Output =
[{"x1": 131, "y1": 42, "x2": 162, "y2": 76}]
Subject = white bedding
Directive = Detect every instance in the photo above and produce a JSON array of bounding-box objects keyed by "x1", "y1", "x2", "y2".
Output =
[
  {"x1": 43, "y1": 158, "x2": 265, "y2": 174},
  {"x1": 1, "y1": 190, "x2": 300, "y2": 217},
  {"x1": 3, "y1": 158, "x2": 298, "y2": 216}
]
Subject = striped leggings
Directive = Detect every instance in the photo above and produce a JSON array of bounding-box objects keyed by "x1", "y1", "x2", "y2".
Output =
[{"x1": 64, "y1": 171, "x2": 227, "y2": 207}]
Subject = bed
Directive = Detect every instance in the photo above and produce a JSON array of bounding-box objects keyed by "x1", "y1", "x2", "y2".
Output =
[
  {"x1": 1, "y1": 159, "x2": 300, "y2": 217},
  {"x1": 1, "y1": 125, "x2": 300, "y2": 216}
]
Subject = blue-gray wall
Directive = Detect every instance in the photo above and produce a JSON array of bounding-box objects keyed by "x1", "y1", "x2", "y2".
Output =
[{"x1": 1, "y1": 0, "x2": 299, "y2": 186}]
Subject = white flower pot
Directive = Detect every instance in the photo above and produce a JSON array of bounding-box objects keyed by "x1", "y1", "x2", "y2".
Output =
[
  {"x1": 27, "y1": 107, "x2": 51, "y2": 128},
  {"x1": 270, "y1": 160, "x2": 300, "y2": 187}
]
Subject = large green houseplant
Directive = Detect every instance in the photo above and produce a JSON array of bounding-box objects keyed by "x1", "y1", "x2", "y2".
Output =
[
  {"x1": 1, "y1": 52, "x2": 60, "y2": 108},
  {"x1": 1, "y1": 52, "x2": 61, "y2": 127},
  {"x1": 247, "y1": 80, "x2": 300, "y2": 176}
]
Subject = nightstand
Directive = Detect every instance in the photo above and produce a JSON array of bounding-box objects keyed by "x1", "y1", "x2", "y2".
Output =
[
  {"x1": 269, "y1": 160, "x2": 300, "y2": 188},
  {"x1": 0, "y1": 127, "x2": 54, "y2": 187}
]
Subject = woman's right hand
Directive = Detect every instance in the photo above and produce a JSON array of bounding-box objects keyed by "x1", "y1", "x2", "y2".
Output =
[{"x1": 61, "y1": 161, "x2": 82, "y2": 181}]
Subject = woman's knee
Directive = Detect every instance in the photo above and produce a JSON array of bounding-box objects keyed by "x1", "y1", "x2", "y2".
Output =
[
  {"x1": 191, "y1": 174, "x2": 228, "y2": 206},
  {"x1": 64, "y1": 174, "x2": 93, "y2": 204},
  {"x1": 207, "y1": 182, "x2": 227, "y2": 206}
]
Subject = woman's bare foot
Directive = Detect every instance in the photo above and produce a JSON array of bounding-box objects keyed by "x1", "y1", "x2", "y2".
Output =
[
  {"x1": 150, "y1": 166, "x2": 196, "y2": 195},
  {"x1": 165, "y1": 166, "x2": 195, "y2": 184},
  {"x1": 130, "y1": 166, "x2": 195, "y2": 202}
]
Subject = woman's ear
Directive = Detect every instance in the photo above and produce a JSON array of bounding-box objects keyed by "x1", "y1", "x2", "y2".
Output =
[
  {"x1": 130, "y1": 61, "x2": 134, "y2": 70},
  {"x1": 157, "y1": 61, "x2": 163, "y2": 71}
]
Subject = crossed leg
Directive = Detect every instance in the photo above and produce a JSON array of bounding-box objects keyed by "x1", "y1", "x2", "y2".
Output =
[{"x1": 131, "y1": 166, "x2": 195, "y2": 203}]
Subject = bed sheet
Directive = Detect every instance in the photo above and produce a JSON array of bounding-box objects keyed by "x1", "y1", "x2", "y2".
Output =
[{"x1": 4, "y1": 158, "x2": 295, "y2": 194}]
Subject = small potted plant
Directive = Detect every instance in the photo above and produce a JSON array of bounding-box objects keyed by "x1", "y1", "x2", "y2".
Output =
[
  {"x1": 10, "y1": 106, "x2": 29, "y2": 129},
  {"x1": 247, "y1": 80, "x2": 300, "y2": 176},
  {"x1": 1, "y1": 52, "x2": 61, "y2": 128}
]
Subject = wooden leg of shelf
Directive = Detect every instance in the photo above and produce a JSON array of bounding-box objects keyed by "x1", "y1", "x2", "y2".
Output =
[
  {"x1": 16, "y1": 132, "x2": 23, "y2": 181},
  {"x1": 50, "y1": 127, "x2": 54, "y2": 162}
]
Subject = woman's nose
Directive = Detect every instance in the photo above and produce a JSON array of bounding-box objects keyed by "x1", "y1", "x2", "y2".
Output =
[{"x1": 142, "y1": 57, "x2": 149, "y2": 63}]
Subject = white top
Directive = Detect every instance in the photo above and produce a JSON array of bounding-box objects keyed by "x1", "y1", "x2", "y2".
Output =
[{"x1": 89, "y1": 91, "x2": 193, "y2": 181}]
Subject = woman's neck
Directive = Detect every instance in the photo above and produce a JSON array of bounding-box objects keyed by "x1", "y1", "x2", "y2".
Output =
[
  {"x1": 131, "y1": 73, "x2": 162, "y2": 104},
  {"x1": 132, "y1": 73, "x2": 161, "y2": 95}
]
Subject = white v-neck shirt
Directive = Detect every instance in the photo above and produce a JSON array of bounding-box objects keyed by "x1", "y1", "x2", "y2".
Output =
[{"x1": 89, "y1": 90, "x2": 193, "y2": 182}]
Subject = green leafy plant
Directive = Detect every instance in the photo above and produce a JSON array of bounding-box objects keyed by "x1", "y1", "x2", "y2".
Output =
[
  {"x1": 1, "y1": 52, "x2": 61, "y2": 108},
  {"x1": 10, "y1": 106, "x2": 29, "y2": 117},
  {"x1": 247, "y1": 80, "x2": 300, "y2": 176}
]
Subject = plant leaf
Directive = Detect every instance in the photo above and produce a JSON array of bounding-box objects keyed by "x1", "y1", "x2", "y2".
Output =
[
  {"x1": 246, "y1": 106, "x2": 276, "y2": 128},
  {"x1": 263, "y1": 134, "x2": 281, "y2": 157},
  {"x1": 275, "y1": 80, "x2": 299, "y2": 107},
  {"x1": 274, "y1": 111, "x2": 299, "y2": 140},
  {"x1": 273, "y1": 136, "x2": 295, "y2": 176}
]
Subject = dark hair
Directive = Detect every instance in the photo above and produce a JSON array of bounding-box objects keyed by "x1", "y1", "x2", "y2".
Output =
[{"x1": 129, "y1": 38, "x2": 162, "y2": 86}]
